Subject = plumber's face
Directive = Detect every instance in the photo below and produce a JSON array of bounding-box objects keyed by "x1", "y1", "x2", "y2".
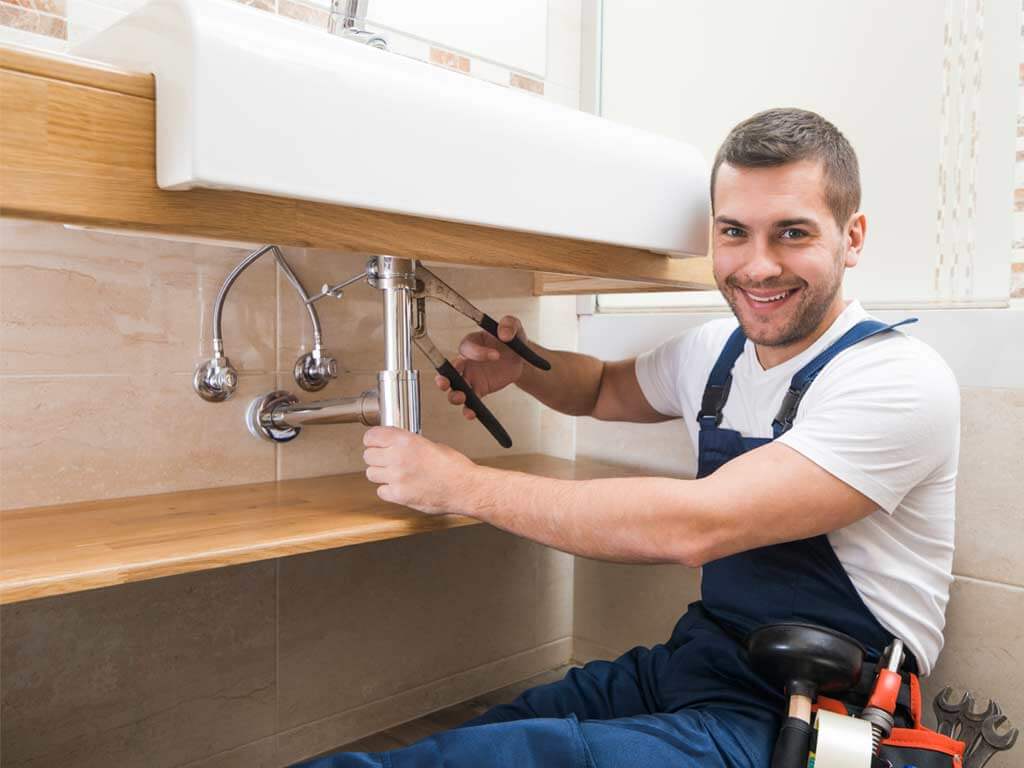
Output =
[{"x1": 711, "y1": 160, "x2": 862, "y2": 348}]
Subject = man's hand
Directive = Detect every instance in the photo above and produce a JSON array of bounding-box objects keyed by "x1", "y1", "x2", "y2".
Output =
[
  {"x1": 363, "y1": 426, "x2": 479, "y2": 514},
  {"x1": 436, "y1": 315, "x2": 526, "y2": 421}
]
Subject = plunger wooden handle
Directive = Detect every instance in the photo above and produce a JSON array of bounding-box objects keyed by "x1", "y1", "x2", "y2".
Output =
[{"x1": 788, "y1": 693, "x2": 813, "y2": 723}]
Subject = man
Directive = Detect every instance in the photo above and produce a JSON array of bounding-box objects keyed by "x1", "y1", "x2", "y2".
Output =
[{"x1": 299, "y1": 108, "x2": 960, "y2": 767}]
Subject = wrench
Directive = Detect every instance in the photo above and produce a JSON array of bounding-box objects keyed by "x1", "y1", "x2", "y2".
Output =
[
  {"x1": 965, "y1": 713, "x2": 1018, "y2": 768},
  {"x1": 933, "y1": 686, "x2": 974, "y2": 738},
  {"x1": 958, "y1": 698, "x2": 1002, "y2": 755}
]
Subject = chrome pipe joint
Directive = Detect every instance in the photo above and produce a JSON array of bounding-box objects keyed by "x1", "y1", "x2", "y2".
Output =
[
  {"x1": 194, "y1": 340, "x2": 238, "y2": 403},
  {"x1": 293, "y1": 349, "x2": 339, "y2": 393}
]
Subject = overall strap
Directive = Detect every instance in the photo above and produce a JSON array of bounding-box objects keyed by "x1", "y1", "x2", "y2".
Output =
[
  {"x1": 771, "y1": 318, "x2": 918, "y2": 438},
  {"x1": 698, "y1": 327, "x2": 747, "y2": 429}
]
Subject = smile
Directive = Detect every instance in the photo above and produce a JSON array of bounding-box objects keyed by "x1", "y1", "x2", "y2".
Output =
[
  {"x1": 739, "y1": 287, "x2": 799, "y2": 305},
  {"x1": 745, "y1": 290, "x2": 791, "y2": 303}
]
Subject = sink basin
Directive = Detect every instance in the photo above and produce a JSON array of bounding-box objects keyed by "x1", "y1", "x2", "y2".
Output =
[{"x1": 74, "y1": 0, "x2": 709, "y2": 256}]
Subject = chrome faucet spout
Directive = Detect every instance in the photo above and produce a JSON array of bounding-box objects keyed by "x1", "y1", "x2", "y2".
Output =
[
  {"x1": 328, "y1": 0, "x2": 387, "y2": 49},
  {"x1": 332, "y1": 0, "x2": 366, "y2": 32}
]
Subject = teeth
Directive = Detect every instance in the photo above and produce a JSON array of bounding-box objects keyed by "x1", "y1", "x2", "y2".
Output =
[{"x1": 746, "y1": 290, "x2": 791, "y2": 303}]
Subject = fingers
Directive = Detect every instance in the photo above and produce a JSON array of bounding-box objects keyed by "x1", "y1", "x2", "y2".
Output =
[
  {"x1": 435, "y1": 357, "x2": 466, "y2": 392},
  {"x1": 497, "y1": 315, "x2": 523, "y2": 343},
  {"x1": 440, "y1": 357, "x2": 472, "y2": 405},
  {"x1": 458, "y1": 334, "x2": 501, "y2": 362},
  {"x1": 365, "y1": 466, "x2": 388, "y2": 484},
  {"x1": 362, "y1": 447, "x2": 387, "y2": 466},
  {"x1": 363, "y1": 426, "x2": 402, "y2": 448}
]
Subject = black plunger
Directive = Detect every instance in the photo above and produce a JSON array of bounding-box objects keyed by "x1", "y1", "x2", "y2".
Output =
[{"x1": 747, "y1": 623, "x2": 865, "y2": 768}]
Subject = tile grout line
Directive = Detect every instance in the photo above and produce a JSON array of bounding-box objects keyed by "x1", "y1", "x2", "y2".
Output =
[
  {"x1": 275, "y1": 557, "x2": 281, "y2": 758},
  {"x1": 276, "y1": 636, "x2": 574, "y2": 740},
  {"x1": 953, "y1": 572, "x2": 1024, "y2": 592}
]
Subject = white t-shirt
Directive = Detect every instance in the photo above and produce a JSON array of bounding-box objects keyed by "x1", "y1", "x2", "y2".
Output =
[{"x1": 635, "y1": 300, "x2": 960, "y2": 675}]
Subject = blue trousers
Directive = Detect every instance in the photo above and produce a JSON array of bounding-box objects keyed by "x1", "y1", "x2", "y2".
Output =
[{"x1": 294, "y1": 605, "x2": 781, "y2": 768}]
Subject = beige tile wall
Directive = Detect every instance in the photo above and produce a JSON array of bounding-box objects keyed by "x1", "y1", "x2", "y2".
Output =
[
  {"x1": 1, "y1": 562, "x2": 278, "y2": 768},
  {"x1": 0, "y1": 223, "x2": 561, "y2": 508},
  {"x1": 0, "y1": 218, "x2": 578, "y2": 766}
]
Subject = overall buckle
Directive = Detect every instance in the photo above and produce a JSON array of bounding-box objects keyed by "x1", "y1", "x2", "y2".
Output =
[{"x1": 698, "y1": 380, "x2": 732, "y2": 427}]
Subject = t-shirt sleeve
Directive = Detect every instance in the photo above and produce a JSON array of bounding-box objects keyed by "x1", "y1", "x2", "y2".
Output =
[
  {"x1": 776, "y1": 340, "x2": 960, "y2": 514},
  {"x1": 634, "y1": 331, "x2": 693, "y2": 418}
]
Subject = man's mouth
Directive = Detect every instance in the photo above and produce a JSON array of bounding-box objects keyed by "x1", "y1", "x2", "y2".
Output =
[{"x1": 736, "y1": 286, "x2": 801, "y2": 310}]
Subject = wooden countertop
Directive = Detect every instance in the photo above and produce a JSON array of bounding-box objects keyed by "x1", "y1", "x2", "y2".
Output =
[
  {"x1": 0, "y1": 454, "x2": 640, "y2": 605},
  {"x1": 0, "y1": 44, "x2": 715, "y2": 290}
]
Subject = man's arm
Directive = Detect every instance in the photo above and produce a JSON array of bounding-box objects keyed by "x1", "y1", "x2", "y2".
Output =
[
  {"x1": 517, "y1": 350, "x2": 671, "y2": 423},
  {"x1": 362, "y1": 429, "x2": 878, "y2": 566},
  {"x1": 442, "y1": 315, "x2": 671, "y2": 423}
]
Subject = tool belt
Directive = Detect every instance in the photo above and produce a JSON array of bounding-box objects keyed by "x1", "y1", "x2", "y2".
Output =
[{"x1": 816, "y1": 673, "x2": 966, "y2": 768}]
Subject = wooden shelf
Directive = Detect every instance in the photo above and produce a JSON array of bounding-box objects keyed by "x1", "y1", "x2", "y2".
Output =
[
  {"x1": 0, "y1": 454, "x2": 640, "y2": 605},
  {"x1": 0, "y1": 45, "x2": 715, "y2": 289},
  {"x1": 532, "y1": 272, "x2": 709, "y2": 296}
]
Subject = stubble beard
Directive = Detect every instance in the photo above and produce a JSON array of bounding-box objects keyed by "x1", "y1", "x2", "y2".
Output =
[{"x1": 718, "y1": 250, "x2": 845, "y2": 348}]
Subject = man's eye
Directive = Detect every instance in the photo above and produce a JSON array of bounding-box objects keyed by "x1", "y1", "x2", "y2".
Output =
[
  {"x1": 780, "y1": 228, "x2": 808, "y2": 240},
  {"x1": 721, "y1": 227, "x2": 745, "y2": 238}
]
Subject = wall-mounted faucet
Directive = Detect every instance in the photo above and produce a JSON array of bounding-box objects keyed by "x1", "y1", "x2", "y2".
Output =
[
  {"x1": 196, "y1": 249, "x2": 551, "y2": 449},
  {"x1": 328, "y1": 0, "x2": 388, "y2": 50}
]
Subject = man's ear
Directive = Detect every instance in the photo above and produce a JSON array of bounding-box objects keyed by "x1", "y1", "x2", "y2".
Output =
[{"x1": 844, "y1": 212, "x2": 867, "y2": 268}]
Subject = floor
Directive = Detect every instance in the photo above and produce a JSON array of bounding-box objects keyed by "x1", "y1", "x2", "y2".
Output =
[{"x1": 331, "y1": 665, "x2": 574, "y2": 754}]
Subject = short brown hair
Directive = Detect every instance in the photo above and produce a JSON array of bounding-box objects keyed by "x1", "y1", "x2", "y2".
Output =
[{"x1": 710, "y1": 108, "x2": 861, "y2": 227}]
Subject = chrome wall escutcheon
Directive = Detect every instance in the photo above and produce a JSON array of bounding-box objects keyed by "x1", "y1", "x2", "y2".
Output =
[{"x1": 246, "y1": 390, "x2": 302, "y2": 443}]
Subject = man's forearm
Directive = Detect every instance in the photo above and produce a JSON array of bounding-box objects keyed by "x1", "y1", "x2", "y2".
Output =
[
  {"x1": 460, "y1": 465, "x2": 708, "y2": 566},
  {"x1": 515, "y1": 343, "x2": 605, "y2": 417}
]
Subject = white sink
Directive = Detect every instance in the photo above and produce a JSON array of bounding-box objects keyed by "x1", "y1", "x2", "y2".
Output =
[{"x1": 75, "y1": 0, "x2": 709, "y2": 257}]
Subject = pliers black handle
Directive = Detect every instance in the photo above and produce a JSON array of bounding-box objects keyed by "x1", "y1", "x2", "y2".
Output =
[{"x1": 413, "y1": 330, "x2": 512, "y2": 449}]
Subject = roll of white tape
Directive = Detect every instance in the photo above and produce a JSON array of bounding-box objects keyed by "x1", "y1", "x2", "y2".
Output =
[{"x1": 812, "y1": 710, "x2": 873, "y2": 768}]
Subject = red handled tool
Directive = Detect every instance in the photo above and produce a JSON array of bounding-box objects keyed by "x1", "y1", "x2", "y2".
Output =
[{"x1": 859, "y1": 638, "x2": 904, "y2": 754}]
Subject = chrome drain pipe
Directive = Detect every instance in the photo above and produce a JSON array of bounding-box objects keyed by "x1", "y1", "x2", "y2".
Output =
[
  {"x1": 369, "y1": 256, "x2": 421, "y2": 434},
  {"x1": 247, "y1": 390, "x2": 379, "y2": 443}
]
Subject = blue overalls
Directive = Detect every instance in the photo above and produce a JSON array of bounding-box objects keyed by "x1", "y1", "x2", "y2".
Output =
[{"x1": 296, "y1": 318, "x2": 917, "y2": 768}]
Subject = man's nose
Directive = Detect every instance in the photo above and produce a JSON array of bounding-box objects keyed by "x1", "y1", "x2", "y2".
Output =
[{"x1": 742, "y1": 237, "x2": 783, "y2": 283}]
